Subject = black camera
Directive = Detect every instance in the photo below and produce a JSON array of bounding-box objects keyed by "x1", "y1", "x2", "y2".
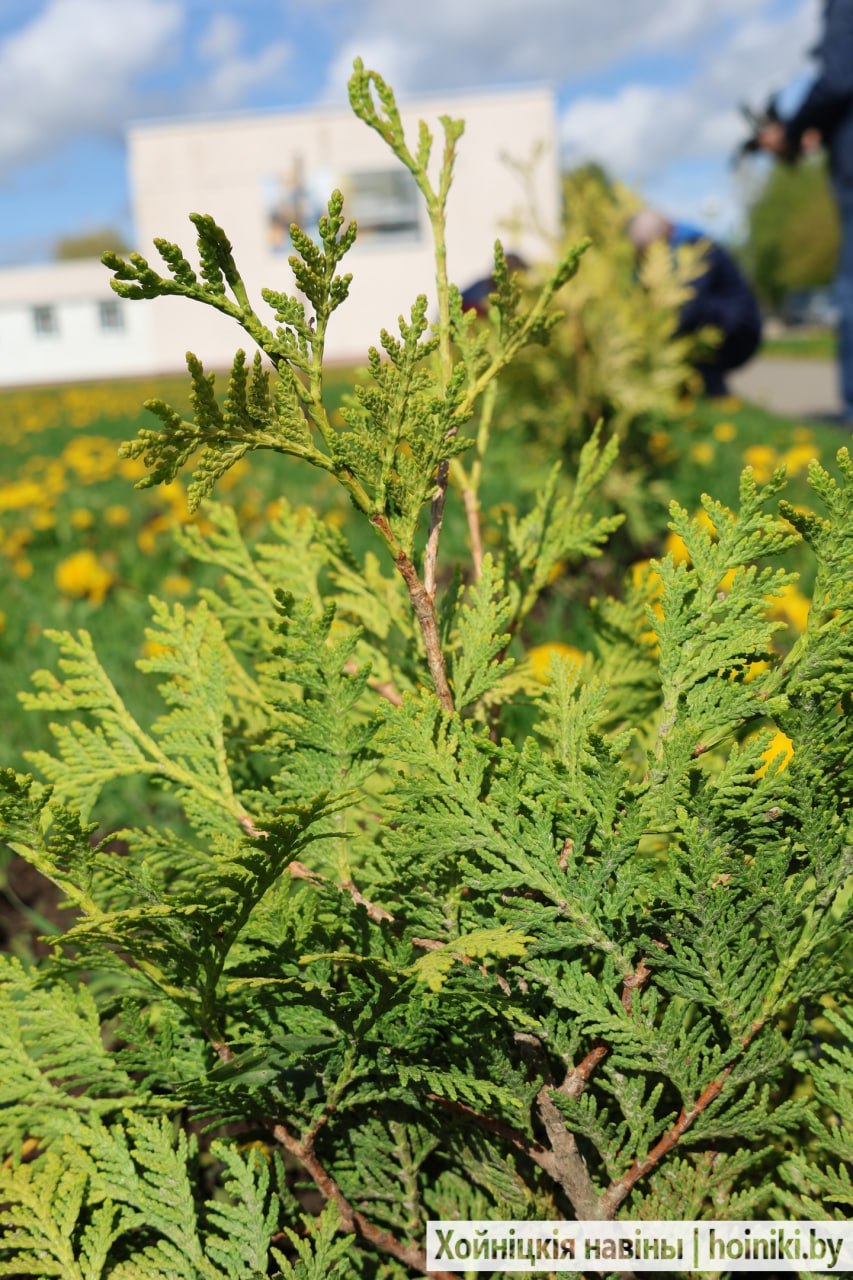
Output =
[{"x1": 735, "y1": 94, "x2": 801, "y2": 165}]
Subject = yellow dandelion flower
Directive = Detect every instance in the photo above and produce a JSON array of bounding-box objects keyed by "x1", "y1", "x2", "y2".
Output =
[
  {"x1": 713, "y1": 421, "x2": 737, "y2": 442},
  {"x1": 756, "y1": 730, "x2": 794, "y2": 778},
  {"x1": 718, "y1": 568, "x2": 738, "y2": 592},
  {"x1": 690, "y1": 441, "x2": 715, "y2": 464},
  {"x1": 161, "y1": 482, "x2": 190, "y2": 520},
  {"x1": 13, "y1": 558, "x2": 33, "y2": 579},
  {"x1": 32, "y1": 508, "x2": 56, "y2": 531},
  {"x1": 664, "y1": 531, "x2": 690, "y2": 564},
  {"x1": 161, "y1": 574, "x2": 192, "y2": 597},
  {"x1": 217, "y1": 458, "x2": 251, "y2": 492},
  {"x1": 136, "y1": 513, "x2": 172, "y2": 555},
  {"x1": 105, "y1": 505, "x2": 130, "y2": 527},
  {"x1": 792, "y1": 426, "x2": 814, "y2": 445},
  {"x1": 782, "y1": 444, "x2": 818, "y2": 477},
  {"x1": 648, "y1": 431, "x2": 676, "y2": 463},
  {"x1": 528, "y1": 642, "x2": 585, "y2": 682},
  {"x1": 70, "y1": 508, "x2": 95, "y2": 530},
  {"x1": 141, "y1": 638, "x2": 173, "y2": 660},
  {"x1": 2, "y1": 528, "x2": 32, "y2": 558},
  {"x1": 0, "y1": 479, "x2": 44, "y2": 512},
  {"x1": 119, "y1": 456, "x2": 147, "y2": 481},
  {"x1": 55, "y1": 549, "x2": 113, "y2": 605},
  {"x1": 62, "y1": 435, "x2": 118, "y2": 483},
  {"x1": 743, "y1": 445, "x2": 778, "y2": 484},
  {"x1": 768, "y1": 583, "x2": 810, "y2": 632},
  {"x1": 324, "y1": 508, "x2": 346, "y2": 531},
  {"x1": 694, "y1": 507, "x2": 717, "y2": 536},
  {"x1": 40, "y1": 461, "x2": 67, "y2": 497},
  {"x1": 0, "y1": 610, "x2": 5, "y2": 634},
  {"x1": 630, "y1": 560, "x2": 663, "y2": 596},
  {"x1": 730, "y1": 659, "x2": 770, "y2": 683}
]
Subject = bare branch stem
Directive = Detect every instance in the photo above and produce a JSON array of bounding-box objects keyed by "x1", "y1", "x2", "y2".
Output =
[
  {"x1": 271, "y1": 1121, "x2": 457, "y2": 1279},
  {"x1": 392, "y1": 544, "x2": 455, "y2": 712},
  {"x1": 598, "y1": 1065, "x2": 734, "y2": 1218}
]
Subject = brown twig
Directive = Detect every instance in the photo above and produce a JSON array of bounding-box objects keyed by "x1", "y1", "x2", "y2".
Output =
[
  {"x1": 559, "y1": 1043, "x2": 609, "y2": 1100},
  {"x1": 427, "y1": 1093, "x2": 550, "y2": 1164},
  {"x1": 271, "y1": 1121, "x2": 457, "y2": 1280},
  {"x1": 429, "y1": 1086, "x2": 600, "y2": 1223},
  {"x1": 621, "y1": 959, "x2": 652, "y2": 1016},
  {"x1": 424, "y1": 457, "x2": 451, "y2": 600},
  {"x1": 392, "y1": 545, "x2": 454, "y2": 712},
  {"x1": 530, "y1": 959, "x2": 653, "y2": 1218},
  {"x1": 289, "y1": 860, "x2": 395, "y2": 924},
  {"x1": 599, "y1": 1005, "x2": 765, "y2": 1218},
  {"x1": 210, "y1": 1039, "x2": 449, "y2": 1276},
  {"x1": 340, "y1": 879, "x2": 395, "y2": 924},
  {"x1": 598, "y1": 1065, "x2": 735, "y2": 1218},
  {"x1": 343, "y1": 659, "x2": 404, "y2": 707},
  {"x1": 238, "y1": 813, "x2": 269, "y2": 839},
  {"x1": 535, "y1": 1083, "x2": 601, "y2": 1219},
  {"x1": 366, "y1": 511, "x2": 454, "y2": 713}
]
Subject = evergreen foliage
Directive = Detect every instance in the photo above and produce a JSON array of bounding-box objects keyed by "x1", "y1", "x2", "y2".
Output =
[
  {"x1": 497, "y1": 164, "x2": 719, "y2": 542},
  {"x1": 1, "y1": 59, "x2": 850, "y2": 1278}
]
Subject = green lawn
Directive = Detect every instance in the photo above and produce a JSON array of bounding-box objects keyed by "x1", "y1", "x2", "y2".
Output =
[
  {"x1": 0, "y1": 370, "x2": 847, "y2": 825},
  {"x1": 762, "y1": 329, "x2": 836, "y2": 360}
]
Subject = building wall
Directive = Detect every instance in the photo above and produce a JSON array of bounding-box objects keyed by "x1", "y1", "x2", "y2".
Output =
[
  {"x1": 0, "y1": 85, "x2": 559, "y2": 387},
  {"x1": 128, "y1": 85, "x2": 560, "y2": 370},
  {"x1": 0, "y1": 261, "x2": 154, "y2": 387}
]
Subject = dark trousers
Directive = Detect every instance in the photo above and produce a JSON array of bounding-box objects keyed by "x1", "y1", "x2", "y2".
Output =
[
  {"x1": 834, "y1": 180, "x2": 853, "y2": 417},
  {"x1": 695, "y1": 325, "x2": 762, "y2": 398}
]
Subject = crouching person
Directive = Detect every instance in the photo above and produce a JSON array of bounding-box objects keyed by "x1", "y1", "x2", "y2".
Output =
[{"x1": 628, "y1": 207, "x2": 762, "y2": 398}]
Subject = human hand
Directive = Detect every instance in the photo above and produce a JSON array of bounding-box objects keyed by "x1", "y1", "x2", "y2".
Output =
[{"x1": 757, "y1": 121, "x2": 789, "y2": 156}]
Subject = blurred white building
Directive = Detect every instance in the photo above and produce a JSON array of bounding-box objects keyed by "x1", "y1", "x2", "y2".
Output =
[{"x1": 0, "y1": 86, "x2": 559, "y2": 387}]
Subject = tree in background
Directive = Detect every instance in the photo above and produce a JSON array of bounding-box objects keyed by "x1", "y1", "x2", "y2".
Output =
[
  {"x1": 741, "y1": 156, "x2": 840, "y2": 311},
  {"x1": 55, "y1": 227, "x2": 130, "y2": 261}
]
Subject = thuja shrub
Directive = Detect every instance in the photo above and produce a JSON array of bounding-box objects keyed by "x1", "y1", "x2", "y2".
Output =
[
  {"x1": 1, "y1": 62, "x2": 851, "y2": 1279},
  {"x1": 497, "y1": 166, "x2": 718, "y2": 544}
]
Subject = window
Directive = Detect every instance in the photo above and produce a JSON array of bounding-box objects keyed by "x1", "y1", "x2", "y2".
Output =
[
  {"x1": 33, "y1": 305, "x2": 58, "y2": 336},
  {"x1": 344, "y1": 170, "x2": 421, "y2": 244},
  {"x1": 98, "y1": 299, "x2": 125, "y2": 332}
]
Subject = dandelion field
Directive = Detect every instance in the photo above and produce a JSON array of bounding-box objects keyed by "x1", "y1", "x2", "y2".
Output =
[{"x1": 0, "y1": 373, "x2": 844, "y2": 813}]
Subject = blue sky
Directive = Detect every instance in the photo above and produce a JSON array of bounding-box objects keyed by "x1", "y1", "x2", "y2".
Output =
[{"x1": 0, "y1": 0, "x2": 821, "y2": 266}]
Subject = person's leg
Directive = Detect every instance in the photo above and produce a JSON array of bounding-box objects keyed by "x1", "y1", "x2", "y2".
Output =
[
  {"x1": 833, "y1": 182, "x2": 853, "y2": 420},
  {"x1": 695, "y1": 361, "x2": 729, "y2": 397}
]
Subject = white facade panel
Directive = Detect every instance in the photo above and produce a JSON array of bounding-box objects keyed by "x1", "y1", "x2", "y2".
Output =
[
  {"x1": 0, "y1": 262, "x2": 155, "y2": 387},
  {"x1": 128, "y1": 86, "x2": 560, "y2": 370},
  {"x1": 0, "y1": 85, "x2": 559, "y2": 386}
]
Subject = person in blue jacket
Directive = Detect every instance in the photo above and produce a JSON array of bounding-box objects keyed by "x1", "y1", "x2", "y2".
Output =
[
  {"x1": 627, "y1": 208, "x2": 763, "y2": 398},
  {"x1": 759, "y1": 0, "x2": 853, "y2": 423}
]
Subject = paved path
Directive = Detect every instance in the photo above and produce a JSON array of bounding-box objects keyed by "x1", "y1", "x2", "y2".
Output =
[{"x1": 729, "y1": 356, "x2": 840, "y2": 421}]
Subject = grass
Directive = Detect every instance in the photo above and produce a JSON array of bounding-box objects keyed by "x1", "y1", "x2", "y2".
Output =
[
  {"x1": 0, "y1": 371, "x2": 848, "y2": 826},
  {"x1": 762, "y1": 328, "x2": 836, "y2": 360}
]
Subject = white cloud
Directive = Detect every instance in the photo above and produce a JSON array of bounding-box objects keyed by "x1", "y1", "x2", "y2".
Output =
[
  {"x1": 0, "y1": 0, "x2": 182, "y2": 178},
  {"x1": 561, "y1": 86, "x2": 697, "y2": 185},
  {"x1": 322, "y1": 0, "x2": 771, "y2": 98},
  {"x1": 197, "y1": 12, "x2": 241, "y2": 63},
  {"x1": 194, "y1": 41, "x2": 292, "y2": 111},
  {"x1": 192, "y1": 9, "x2": 292, "y2": 112},
  {"x1": 560, "y1": 0, "x2": 820, "y2": 188}
]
